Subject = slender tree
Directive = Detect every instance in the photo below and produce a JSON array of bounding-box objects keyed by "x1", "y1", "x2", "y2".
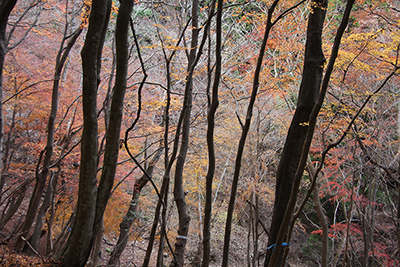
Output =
[
  {"x1": 63, "y1": 0, "x2": 135, "y2": 264},
  {"x1": 93, "y1": 0, "x2": 135, "y2": 240},
  {"x1": 220, "y1": 0, "x2": 306, "y2": 265},
  {"x1": 202, "y1": 0, "x2": 221, "y2": 265},
  {"x1": 169, "y1": 0, "x2": 199, "y2": 266}
]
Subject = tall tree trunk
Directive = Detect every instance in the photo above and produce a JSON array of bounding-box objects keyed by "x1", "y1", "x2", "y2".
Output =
[
  {"x1": 46, "y1": 164, "x2": 60, "y2": 256},
  {"x1": 60, "y1": 0, "x2": 111, "y2": 266},
  {"x1": 221, "y1": 1, "x2": 281, "y2": 266},
  {"x1": 264, "y1": 1, "x2": 327, "y2": 265},
  {"x1": 28, "y1": 171, "x2": 55, "y2": 254},
  {"x1": 143, "y1": 171, "x2": 171, "y2": 267},
  {"x1": 265, "y1": 0, "x2": 356, "y2": 265},
  {"x1": 169, "y1": 1, "x2": 199, "y2": 266},
  {"x1": 91, "y1": 0, "x2": 134, "y2": 263},
  {"x1": 0, "y1": 0, "x2": 17, "y2": 215},
  {"x1": 89, "y1": 217, "x2": 104, "y2": 267},
  {"x1": 202, "y1": 0, "x2": 221, "y2": 265},
  {"x1": 93, "y1": 0, "x2": 134, "y2": 239}
]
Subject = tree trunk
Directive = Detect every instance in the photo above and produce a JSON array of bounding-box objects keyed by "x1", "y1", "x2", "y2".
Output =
[
  {"x1": 108, "y1": 149, "x2": 162, "y2": 266},
  {"x1": 89, "y1": 217, "x2": 104, "y2": 267},
  {"x1": 46, "y1": 165, "x2": 60, "y2": 256},
  {"x1": 265, "y1": 0, "x2": 356, "y2": 265},
  {"x1": 28, "y1": 171, "x2": 55, "y2": 254},
  {"x1": 169, "y1": 1, "x2": 199, "y2": 266},
  {"x1": 202, "y1": 0, "x2": 220, "y2": 266},
  {"x1": 93, "y1": 0, "x2": 134, "y2": 240},
  {"x1": 143, "y1": 172, "x2": 170, "y2": 267},
  {"x1": 221, "y1": 1, "x2": 280, "y2": 266},
  {"x1": 60, "y1": 0, "x2": 111, "y2": 266},
  {"x1": 0, "y1": 0, "x2": 17, "y2": 222},
  {"x1": 264, "y1": 1, "x2": 327, "y2": 265}
]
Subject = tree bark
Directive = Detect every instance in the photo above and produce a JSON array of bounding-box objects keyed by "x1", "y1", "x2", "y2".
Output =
[
  {"x1": 88, "y1": 217, "x2": 104, "y2": 267},
  {"x1": 265, "y1": 0, "x2": 356, "y2": 265},
  {"x1": 28, "y1": 171, "x2": 55, "y2": 254},
  {"x1": 60, "y1": 0, "x2": 111, "y2": 266},
  {"x1": 265, "y1": 1, "x2": 327, "y2": 265},
  {"x1": 267, "y1": 0, "x2": 356, "y2": 264},
  {"x1": 90, "y1": 0, "x2": 134, "y2": 264},
  {"x1": 143, "y1": 171, "x2": 170, "y2": 267},
  {"x1": 93, "y1": 0, "x2": 134, "y2": 240}
]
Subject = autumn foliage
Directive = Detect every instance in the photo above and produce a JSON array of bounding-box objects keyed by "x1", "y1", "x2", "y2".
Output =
[{"x1": 0, "y1": 0, "x2": 399, "y2": 266}]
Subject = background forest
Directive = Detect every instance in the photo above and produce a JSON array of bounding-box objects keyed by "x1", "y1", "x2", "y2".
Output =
[{"x1": 0, "y1": 0, "x2": 399, "y2": 266}]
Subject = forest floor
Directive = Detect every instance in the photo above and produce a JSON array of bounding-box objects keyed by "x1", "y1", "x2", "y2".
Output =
[
  {"x1": 0, "y1": 245, "x2": 61, "y2": 266},
  {"x1": 0, "y1": 213, "x2": 310, "y2": 266},
  {"x1": 0, "y1": 243, "x2": 311, "y2": 267}
]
